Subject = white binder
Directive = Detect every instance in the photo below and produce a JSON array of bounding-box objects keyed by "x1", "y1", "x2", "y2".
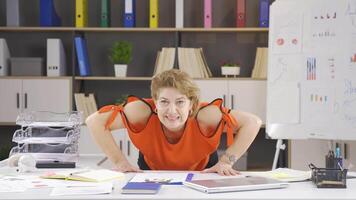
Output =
[
  {"x1": 6, "y1": 0, "x2": 20, "y2": 26},
  {"x1": 46, "y1": 38, "x2": 66, "y2": 76},
  {"x1": 175, "y1": 0, "x2": 184, "y2": 28},
  {"x1": 0, "y1": 38, "x2": 10, "y2": 76}
]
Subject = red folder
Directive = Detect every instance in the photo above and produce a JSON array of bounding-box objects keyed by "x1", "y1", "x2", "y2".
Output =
[{"x1": 236, "y1": 0, "x2": 246, "y2": 27}]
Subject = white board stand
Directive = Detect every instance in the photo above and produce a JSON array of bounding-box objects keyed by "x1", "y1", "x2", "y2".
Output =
[{"x1": 272, "y1": 139, "x2": 286, "y2": 170}]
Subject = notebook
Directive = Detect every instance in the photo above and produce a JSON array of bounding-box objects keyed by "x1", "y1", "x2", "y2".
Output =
[
  {"x1": 183, "y1": 176, "x2": 289, "y2": 193},
  {"x1": 41, "y1": 169, "x2": 125, "y2": 182},
  {"x1": 121, "y1": 182, "x2": 161, "y2": 194}
]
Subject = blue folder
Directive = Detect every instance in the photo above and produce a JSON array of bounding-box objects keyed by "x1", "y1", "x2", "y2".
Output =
[
  {"x1": 259, "y1": 0, "x2": 269, "y2": 27},
  {"x1": 74, "y1": 37, "x2": 91, "y2": 76},
  {"x1": 124, "y1": 0, "x2": 136, "y2": 27},
  {"x1": 40, "y1": 0, "x2": 61, "y2": 27}
]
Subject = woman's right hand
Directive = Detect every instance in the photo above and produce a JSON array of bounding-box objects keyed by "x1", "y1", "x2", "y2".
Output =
[{"x1": 114, "y1": 159, "x2": 143, "y2": 173}]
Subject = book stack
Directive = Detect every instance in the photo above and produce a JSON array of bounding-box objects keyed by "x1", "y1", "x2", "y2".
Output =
[
  {"x1": 153, "y1": 47, "x2": 176, "y2": 75},
  {"x1": 178, "y1": 48, "x2": 212, "y2": 78},
  {"x1": 74, "y1": 93, "x2": 98, "y2": 121},
  {"x1": 153, "y1": 47, "x2": 212, "y2": 78},
  {"x1": 9, "y1": 111, "x2": 83, "y2": 168},
  {"x1": 251, "y1": 47, "x2": 268, "y2": 78}
]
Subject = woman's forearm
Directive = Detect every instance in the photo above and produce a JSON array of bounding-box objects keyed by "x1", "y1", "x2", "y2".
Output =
[
  {"x1": 86, "y1": 114, "x2": 128, "y2": 165},
  {"x1": 225, "y1": 111, "x2": 262, "y2": 160}
]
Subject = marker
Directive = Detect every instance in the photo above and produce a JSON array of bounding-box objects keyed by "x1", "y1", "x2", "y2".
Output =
[{"x1": 185, "y1": 173, "x2": 194, "y2": 182}]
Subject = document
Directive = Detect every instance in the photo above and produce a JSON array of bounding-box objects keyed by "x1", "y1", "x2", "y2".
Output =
[
  {"x1": 41, "y1": 169, "x2": 125, "y2": 182},
  {"x1": 50, "y1": 182, "x2": 113, "y2": 196},
  {"x1": 241, "y1": 168, "x2": 311, "y2": 182}
]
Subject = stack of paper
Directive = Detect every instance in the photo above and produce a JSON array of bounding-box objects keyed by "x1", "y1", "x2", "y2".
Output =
[
  {"x1": 241, "y1": 168, "x2": 311, "y2": 182},
  {"x1": 41, "y1": 169, "x2": 125, "y2": 182}
]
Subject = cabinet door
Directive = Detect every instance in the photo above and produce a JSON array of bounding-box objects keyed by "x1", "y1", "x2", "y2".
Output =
[
  {"x1": 0, "y1": 79, "x2": 22, "y2": 123},
  {"x1": 126, "y1": 136, "x2": 139, "y2": 168},
  {"x1": 228, "y1": 80, "x2": 267, "y2": 123},
  {"x1": 112, "y1": 129, "x2": 139, "y2": 168},
  {"x1": 22, "y1": 79, "x2": 71, "y2": 113},
  {"x1": 195, "y1": 80, "x2": 229, "y2": 106}
]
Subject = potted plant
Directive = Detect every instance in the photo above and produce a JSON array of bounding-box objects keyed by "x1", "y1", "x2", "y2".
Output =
[
  {"x1": 221, "y1": 61, "x2": 241, "y2": 77},
  {"x1": 109, "y1": 41, "x2": 133, "y2": 77}
]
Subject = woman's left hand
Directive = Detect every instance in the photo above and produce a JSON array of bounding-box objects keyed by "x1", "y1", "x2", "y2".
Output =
[{"x1": 201, "y1": 161, "x2": 240, "y2": 176}]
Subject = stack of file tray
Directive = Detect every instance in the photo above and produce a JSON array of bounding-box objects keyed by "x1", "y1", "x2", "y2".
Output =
[{"x1": 10, "y1": 111, "x2": 83, "y2": 164}]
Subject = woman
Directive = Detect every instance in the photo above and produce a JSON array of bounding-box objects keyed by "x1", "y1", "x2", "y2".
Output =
[{"x1": 86, "y1": 69, "x2": 261, "y2": 175}]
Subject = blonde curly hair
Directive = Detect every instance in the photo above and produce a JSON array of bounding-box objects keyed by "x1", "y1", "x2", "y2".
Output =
[{"x1": 151, "y1": 69, "x2": 200, "y2": 116}]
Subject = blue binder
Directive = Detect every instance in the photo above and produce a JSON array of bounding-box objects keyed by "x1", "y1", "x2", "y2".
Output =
[
  {"x1": 124, "y1": 0, "x2": 136, "y2": 27},
  {"x1": 40, "y1": 0, "x2": 61, "y2": 27},
  {"x1": 74, "y1": 37, "x2": 91, "y2": 76},
  {"x1": 259, "y1": 0, "x2": 269, "y2": 27}
]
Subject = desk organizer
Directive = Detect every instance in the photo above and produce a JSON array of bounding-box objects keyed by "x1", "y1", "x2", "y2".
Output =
[
  {"x1": 309, "y1": 163, "x2": 347, "y2": 188},
  {"x1": 10, "y1": 111, "x2": 83, "y2": 167}
]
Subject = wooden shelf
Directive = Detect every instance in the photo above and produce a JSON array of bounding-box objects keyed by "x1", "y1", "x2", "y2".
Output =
[
  {"x1": 0, "y1": 122, "x2": 16, "y2": 126},
  {"x1": 75, "y1": 76, "x2": 152, "y2": 81},
  {"x1": 74, "y1": 76, "x2": 266, "y2": 81},
  {"x1": 0, "y1": 76, "x2": 72, "y2": 80},
  {"x1": 0, "y1": 27, "x2": 268, "y2": 33}
]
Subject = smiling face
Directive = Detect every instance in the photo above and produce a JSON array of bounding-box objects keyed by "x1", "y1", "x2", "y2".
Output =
[{"x1": 155, "y1": 87, "x2": 192, "y2": 132}]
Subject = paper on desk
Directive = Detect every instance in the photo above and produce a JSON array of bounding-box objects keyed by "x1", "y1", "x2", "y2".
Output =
[
  {"x1": 0, "y1": 180, "x2": 28, "y2": 192},
  {"x1": 50, "y1": 182, "x2": 113, "y2": 196},
  {"x1": 241, "y1": 168, "x2": 311, "y2": 182},
  {"x1": 130, "y1": 172, "x2": 190, "y2": 184}
]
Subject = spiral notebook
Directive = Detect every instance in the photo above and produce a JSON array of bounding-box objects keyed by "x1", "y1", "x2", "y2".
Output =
[{"x1": 183, "y1": 176, "x2": 289, "y2": 193}]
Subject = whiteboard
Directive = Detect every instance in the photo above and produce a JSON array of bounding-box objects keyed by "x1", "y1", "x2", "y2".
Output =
[{"x1": 267, "y1": 0, "x2": 356, "y2": 140}]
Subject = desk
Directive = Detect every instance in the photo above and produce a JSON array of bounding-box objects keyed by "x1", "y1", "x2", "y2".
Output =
[{"x1": 1, "y1": 155, "x2": 356, "y2": 200}]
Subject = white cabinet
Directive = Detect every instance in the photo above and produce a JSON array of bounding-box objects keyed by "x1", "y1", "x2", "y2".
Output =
[
  {"x1": 113, "y1": 129, "x2": 139, "y2": 168},
  {"x1": 79, "y1": 126, "x2": 139, "y2": 168},
  {"x1": 0, "y1": 78, "x2": 71, "y2": 123},
  {"x1": 290, "y1": 140, "x2": 356, "y2": 170},
  {"x1": 195, "y1": 79, "x2": 267, "y2": 123},
  {"x1": 0, "y1": 79, "x2": 22, "y2": 122}
]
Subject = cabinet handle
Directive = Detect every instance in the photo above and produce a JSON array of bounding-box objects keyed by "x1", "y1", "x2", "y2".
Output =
[
  {"x1": 24, "y1": 93, "x2": 28, "y2": 109},
  {"x1": 119, "y1": 140, "x2": 123, "y2": 151},
  {"x1": 231, "y1": 94, "x2": 234, "y2": 109},
  {"x1": 127, "y1": 141, "x2": 130, "y2": 156},
  {"x1": 16, "y1": 93, "x2": 20, "y2": 108},
  {"x1": 223, "y1": 94, "x2": 226, "y2": 107}
]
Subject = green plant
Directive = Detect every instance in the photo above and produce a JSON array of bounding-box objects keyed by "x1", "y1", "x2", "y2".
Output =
[
  {"x1": 109, "y1": 41, "x2": 133, "y2": 64},
  {"x1": 220, "y1": 60, "x2": 240, "y2": 67},
  {"x1": 115, "y1": 94, "x2": 129, "y2": 105},
  {"x1": 222, "y1": 63, "x2": 240, "y2": 67}
]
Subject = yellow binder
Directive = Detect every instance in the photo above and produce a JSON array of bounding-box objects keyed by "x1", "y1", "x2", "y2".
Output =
[
  {"x1": 149, "y1": 0, "x2": 159, "y2": 28},
  {"x1": 76, "y1": 0, "x2": 88, "y2": 27}
]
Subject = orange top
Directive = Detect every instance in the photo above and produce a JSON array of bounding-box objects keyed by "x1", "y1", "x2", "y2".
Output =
[{"x1": 98, "y1": 96, "x2": 238, "y2": 170}]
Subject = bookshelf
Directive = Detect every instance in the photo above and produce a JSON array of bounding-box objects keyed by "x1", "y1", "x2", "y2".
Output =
[{"x1": 0, "y1": 0, "x2": 275, "y2": 170}]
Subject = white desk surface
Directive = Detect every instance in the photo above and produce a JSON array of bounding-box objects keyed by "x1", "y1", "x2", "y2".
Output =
[{"x1": 1, "y1": 155, "x2": 356, "y2": 200}]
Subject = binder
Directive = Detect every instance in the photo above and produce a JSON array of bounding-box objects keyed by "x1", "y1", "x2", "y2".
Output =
[
  {"x1": 6, "y1": 0, "x2": 20, "y2": 26},
  {"x1": 149, "y1": 0, "x2": 159, "y2": 28},
  {"x1": 259, "y1": 0, "x2": 269, "y2": 27},
  {"x1": 175, "y1": 0, "x2": 184, "y2": 28},
  {"x1": 76, "y1": 0, "x2": 88, "y2": 27},
  {"x1": 46, "y1": 39, "x2": 66, "y2": 77},
  {"x1": 74, "y1": 37, "x2": 91, "y2": 76},
  {"x1": 204, "y1": 0, "x2": 212, "y2": 28},
  {"x1": 40, "y1": 0, "x2": 62, "y2": 27},
  {"x1": 124, "y1": 0, "x2": 136, "y2": 27},
  {"x1": 100, "y1": 0, "x2": 111, "y2": 27},
  {"x1": 0, "y1": 39, "x2": 10, "y2": 76},
  {"x1": 236, "y1": 0, "x2": 246, "y2": 27}
]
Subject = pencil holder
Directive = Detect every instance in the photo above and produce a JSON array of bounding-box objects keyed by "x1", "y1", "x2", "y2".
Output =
[
  {"x1": 325, "y1": 156, "x2": 343, "y2": 169},
  {"x1": 309, "y1": 163, "x2": 347, "y2": 188}
]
